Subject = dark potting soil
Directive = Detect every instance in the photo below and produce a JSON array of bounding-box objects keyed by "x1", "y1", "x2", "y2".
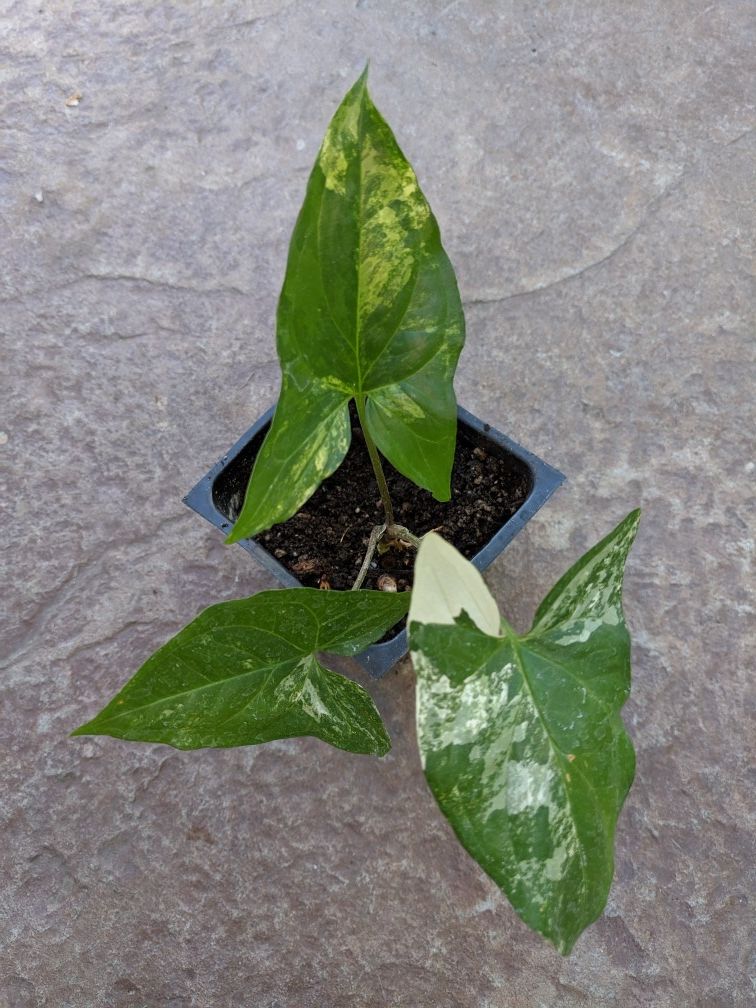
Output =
[{"x1": 212, "y1": 404, "x2": 532, "y2": 641}]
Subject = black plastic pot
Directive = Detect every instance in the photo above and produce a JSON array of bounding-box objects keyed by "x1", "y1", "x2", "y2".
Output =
[{"x1": 184, "y1": 405, "x2": 564, "y2": 678}]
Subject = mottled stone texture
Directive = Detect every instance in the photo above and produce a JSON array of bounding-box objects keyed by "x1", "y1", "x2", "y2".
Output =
[{"x1": 1, "y1": 1, "x2": 753, "y2": 1005}]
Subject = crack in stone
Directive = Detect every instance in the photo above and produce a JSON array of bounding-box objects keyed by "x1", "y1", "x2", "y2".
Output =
[
  {"x1": 62, "y1": 618, "x2": 149, "y2": 667},
  {"x1": 0, "y1": 273, "x2": 249, "y2": 307},
  {"x1": 0, "y1": 559, "x2": 93, "y2": 672},
  {"x1": 86, "y1": 324, "x2": 184, "y2": 341},
  {"x1": 724, "y1": 128, "x2": 754, "y2": 148},
  {"x1": 45, "y1": 2, "x2": 298, "y2": 60},
  {"x1": 463, "y1": 168, "x2": 692, "y2": 308},
  {"x1": 83, "y1": 273, "x2": 249, "y2": 297},
  {"x1": 79, "y1": 321, "x2": 186, "y2": 342},
  {"x1": 212, "y1": 0, "x2": 299, "y2": 31},
  {"x1": 1, "y1": 515, "x2": 187, "y2": 672}
]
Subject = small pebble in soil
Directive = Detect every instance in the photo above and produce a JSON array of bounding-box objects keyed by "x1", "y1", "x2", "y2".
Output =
[{"x1": 291, "y1": 557, "x2": 318, "y2": 574}]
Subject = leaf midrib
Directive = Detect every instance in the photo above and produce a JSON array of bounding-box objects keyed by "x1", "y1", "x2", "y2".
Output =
[
  {"x1": 354, "y1": 79, "x2": 366, "y2": 392},
  {"x1": 502, "y1": 629, "x2": 591, "y2": 920},
  {"x1": 329, "y1": 82, "x2": 431, "y2": 397},
  {"x1": 84, "y1": 656, "x2": 300, "y2": 727},
  {"x1": 515, "y1": 638, "x2": 615, "y2": 843}
]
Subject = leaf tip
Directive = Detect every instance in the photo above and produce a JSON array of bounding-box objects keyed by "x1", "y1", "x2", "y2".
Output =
[
  {"x1": 616, "y1": 507, "x2": 642, "y2": 554},
  {"x1": 375, "y1": 736, "x2": 391, "y2": 758},
  {"x1": 224, "y1": 519, "x2": 253, "y2": 545},
  {"x1": 69, "y1": 721, "x2": 93, "y2": 738},
  {"x1": 348, "y1": 64, "x2": 370, "y2": 102},
  {"x1": 555, "y1": 936, "x2": 577, "y2": 957},
  {"x1": 430, "y1": 481, "x2": 452, "y2": 503}
]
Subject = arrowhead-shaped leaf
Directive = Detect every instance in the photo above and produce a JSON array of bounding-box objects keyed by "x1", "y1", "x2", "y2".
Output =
[
  {"x1": 73, "y1": 589, "x2": 409, "y2": 756},
  {"x1": 408, "y1": 512, "x2": 640, "y2": 954},
  {"x1": 227, "y1": 69, "x2": 465, "y2": 542}
]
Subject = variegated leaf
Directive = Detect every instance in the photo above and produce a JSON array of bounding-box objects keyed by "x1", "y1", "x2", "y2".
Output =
[
  {"x1": 73, "y1": 589, "x2": 409, "y2": 756},
  {"x1": 227, "y1": 69, "x2": 465, "y2": 542},
  {"x1": 408, "y1": 512, "x2": 640, "y2": 954}
]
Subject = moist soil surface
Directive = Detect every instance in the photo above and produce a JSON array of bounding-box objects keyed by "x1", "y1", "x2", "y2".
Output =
[{"x1": 214, "y1": 404, "x2": 532, "y2": 636}]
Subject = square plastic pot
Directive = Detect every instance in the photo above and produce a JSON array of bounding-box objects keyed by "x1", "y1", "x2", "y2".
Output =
[{"x1": 184, "y1": 405, "x2": 565, "y2": 678}]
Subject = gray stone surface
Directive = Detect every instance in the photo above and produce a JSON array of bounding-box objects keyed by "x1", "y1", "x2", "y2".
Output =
[{"x1": 1, "y1": 1, "x2": 754, "y2": 1004}]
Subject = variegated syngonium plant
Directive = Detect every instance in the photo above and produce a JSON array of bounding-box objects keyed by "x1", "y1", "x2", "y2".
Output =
[
  {"x1": 226, "y1": 67, "x2": 465, "y2": 545},
  {"x1": 407, "y1": 510, "x2": 640, "y2": 954},
  {"x1": 71, "y1": 67, "x2": 643, "y2": 958}
]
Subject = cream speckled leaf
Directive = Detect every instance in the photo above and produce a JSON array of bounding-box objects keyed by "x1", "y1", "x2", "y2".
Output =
[
  {"x1": 408, "y1": 511, "x2": 640, "y2": 954},
  {"x1": 73, "y1": 589, "x2": 409, "y2": 756},
  {"x1": 227, "y1": 69, "x2": 465, "y2": 542}
]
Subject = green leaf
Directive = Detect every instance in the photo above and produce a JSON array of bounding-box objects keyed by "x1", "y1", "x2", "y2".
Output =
[
  {"x1": 408, "y1": 512, "x2": 640, "y2": 954},
  {"x1": 226, "y1": 374, "x2": 352, "y2": 539},
  {"x1": 227, "y1": 68, "x2": 465, "y2": 542},
  {"x1": 73, "y1": 588, "x2": 409, "y2": 756}
]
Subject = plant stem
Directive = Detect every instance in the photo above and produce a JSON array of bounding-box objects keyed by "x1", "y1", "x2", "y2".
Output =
[
  {"x1": 354, "y1": 395, "x2": 395, "y2": 527},
  {"x1": 351, "y1": 523, "x2": 386, "y2": 590},
  {"x1": 385, "y1": 523, "x2": 423, "y2": 549},
  {"x1": 351, "y1": 396, "x2": 425, "y2": 589}
]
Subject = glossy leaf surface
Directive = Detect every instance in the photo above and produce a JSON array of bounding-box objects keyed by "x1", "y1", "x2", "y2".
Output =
[
  {"x1": 74, "y1": 589, "x2": 409, "y2": 756},
  {"x1": 227, "y1": 69, "x2": 465, "y2": 542},
  {"x1": 408, "y1": 513, "x2": 640, "y2": 954}
]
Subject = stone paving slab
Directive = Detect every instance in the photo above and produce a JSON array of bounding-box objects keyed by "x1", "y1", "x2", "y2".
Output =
[{"x1": 1, "y1": 2, "x2": 754, "y2": 1006}]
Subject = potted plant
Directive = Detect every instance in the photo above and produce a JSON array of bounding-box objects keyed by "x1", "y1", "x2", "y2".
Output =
[{"x1": 73, "y1": 70, "x2": 640, "y2": 956}]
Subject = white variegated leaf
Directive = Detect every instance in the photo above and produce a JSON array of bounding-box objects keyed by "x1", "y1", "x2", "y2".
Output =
[{"x1": 408, "y1": 511, "x2": 640, "y2": 954}]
